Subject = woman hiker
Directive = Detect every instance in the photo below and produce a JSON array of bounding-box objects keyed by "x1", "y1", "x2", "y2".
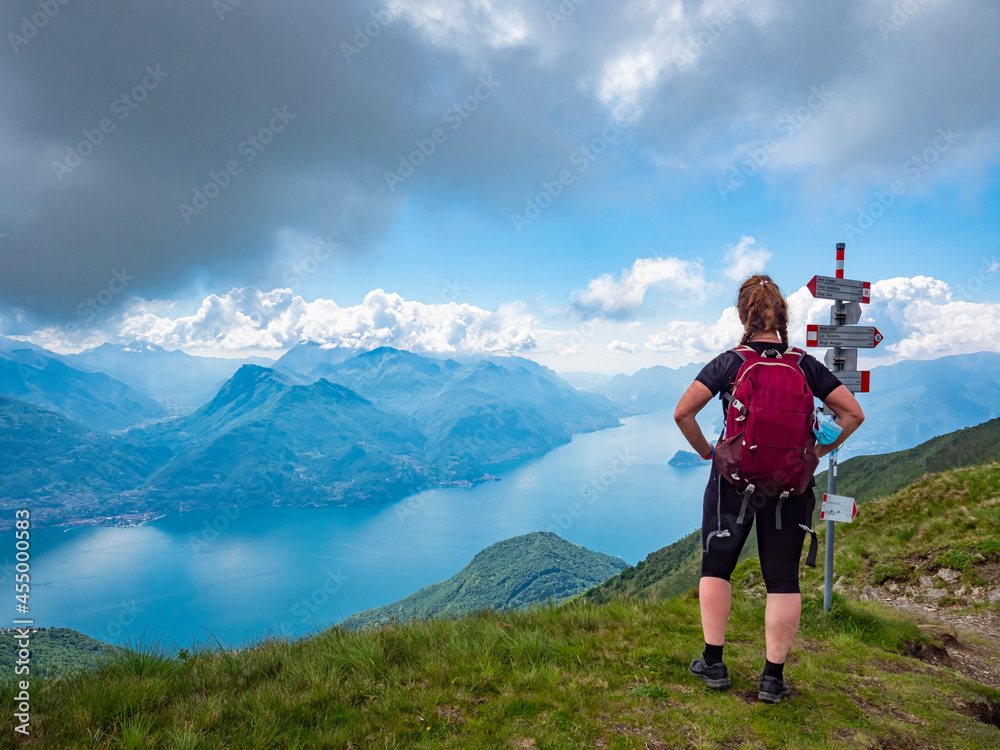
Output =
[{"x1": 673, "y1": 274, "x2": 865, "y2": 703}]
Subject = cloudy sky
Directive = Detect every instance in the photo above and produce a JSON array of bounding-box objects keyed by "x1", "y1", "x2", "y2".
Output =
[{"x1": 1, "y1": 0, "x2": 998, "y2": 374}]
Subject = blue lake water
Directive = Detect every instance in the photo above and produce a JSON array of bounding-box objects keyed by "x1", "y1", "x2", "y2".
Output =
[{"x1": 25, "y1": 409, "x2": 717, "y2": 650}]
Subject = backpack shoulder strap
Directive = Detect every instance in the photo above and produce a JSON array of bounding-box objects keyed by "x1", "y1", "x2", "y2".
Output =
[
  {"x1": 782, "y1": 345, "x2": 807, "y2": 364},
  {"x1": 723, "y1": 347, "x2": 756, "y2": 415}
]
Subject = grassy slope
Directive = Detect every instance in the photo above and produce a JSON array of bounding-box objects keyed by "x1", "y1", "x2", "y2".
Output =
[
  {"x1": 814, "y1": 462, "x2": 1000, "y2": 593},
  {"x1": 340, "y1": 532, "x2": 629, "y2": 629},
  {"x1": 4, "y1": 465, "x2": 1000, "y2": 748},
  {"x1": 584, "y1": 526, "x2": 704, "y2": 605},
  {"x1": 588, "y1": 417, "x2": 1000, "y2": 605},
  {"x1": 0, "y1": 628, "x2": 120, "y2": 676},
  {"x1": 4, "y1": 591, "x2": 996, "y2": 747}
]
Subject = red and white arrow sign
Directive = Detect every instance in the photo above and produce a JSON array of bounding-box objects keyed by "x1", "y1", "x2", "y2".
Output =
[
  {"x1": 807, "y1": 275, "x2": 872, "y2": 304},
  {"x1": 806, "y1": 325, "x2": 883, "y2": 348}
]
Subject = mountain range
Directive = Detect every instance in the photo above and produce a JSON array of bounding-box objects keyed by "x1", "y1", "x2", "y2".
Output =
[
  {"x1": 0, "y1": 346, "x2": 621, "y2": 528},
  {"x1": 64, "y1": 341, "x2": 275, "y2": 415},
  {"x1": 0, "y1": 347, "x2": 165, "y2": 432},
  {"x1": 1, "y1": 335, "x2": 998, "y2": 529}
]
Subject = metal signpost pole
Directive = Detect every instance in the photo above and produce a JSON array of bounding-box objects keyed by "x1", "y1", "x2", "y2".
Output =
[
  {"x1": 806, "y1": 244, "x2": 880, "y2": 612},
  {"x1": 823, "y1": 243, "x2": 847, "y2": 613},
  {"x1": 824, "y1": 296, "x2": 844, "y2": 613}
]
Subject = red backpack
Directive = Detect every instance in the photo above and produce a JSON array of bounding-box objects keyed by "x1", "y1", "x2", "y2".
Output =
[{"x1": 713, "y1": 345, "x2": 819, "y2": 515}]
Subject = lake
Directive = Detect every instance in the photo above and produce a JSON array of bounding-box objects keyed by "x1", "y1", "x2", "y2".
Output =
[{"x1": 24, "y1": 409, "x2": 716, "y2": 650}]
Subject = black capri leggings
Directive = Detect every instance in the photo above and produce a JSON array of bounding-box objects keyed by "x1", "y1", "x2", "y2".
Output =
[{"x1": 700, "y1": 466, "x2": 812, "y2": 594}]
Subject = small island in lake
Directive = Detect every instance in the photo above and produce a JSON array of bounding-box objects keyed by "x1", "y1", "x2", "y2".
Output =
[{"x1": 668, "y1": 450, "x2": 704, "y2": 467}]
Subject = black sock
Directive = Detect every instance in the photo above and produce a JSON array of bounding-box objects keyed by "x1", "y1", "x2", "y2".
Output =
[
  {"x1": 703, "y1": 643, "x2": 724, "y2": 666},
  {"x1": 763, "y1": 659, "x2": 784, "y2": 681}
]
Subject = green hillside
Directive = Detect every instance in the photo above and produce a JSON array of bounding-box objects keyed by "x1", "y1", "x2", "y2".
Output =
[
  {"x1": 814, "y1": 416, "x2": 1000, "y2": 503},
  {"x1": 340, "y1": 532, "x2": 629, "y2": 629},
  {"x1": 584, "y1": 526, "x2": 701, "y2": 605},
  {"x1": 0, "y1": 628, "x2": 120, "y2": 676},
  {"x1": 588, "y1": 418, "x2": 1000, "y2": 605}
]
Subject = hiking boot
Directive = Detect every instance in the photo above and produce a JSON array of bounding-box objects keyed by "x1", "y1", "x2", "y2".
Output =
[
  {"x1": 758, "y1": 675, "x2": 791, "y2": 703},
  {"x1": 689, "y1": 658, "x2": 731, "y2": 689}
]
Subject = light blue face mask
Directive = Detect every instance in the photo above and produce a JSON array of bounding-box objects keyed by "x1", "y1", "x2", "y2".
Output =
[{"x1": 813, "y1": 410, "x2": 843, "y2": 445}]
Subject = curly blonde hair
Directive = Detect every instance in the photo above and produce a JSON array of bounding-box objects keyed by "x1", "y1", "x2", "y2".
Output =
[{"x1": 736, "y1": 274, "x2": 788, "y2": 346}]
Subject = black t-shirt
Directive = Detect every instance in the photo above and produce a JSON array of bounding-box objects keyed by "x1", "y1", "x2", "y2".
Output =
[{"x1": 695, "y1": 342, "x2": 843, "y2": 423}]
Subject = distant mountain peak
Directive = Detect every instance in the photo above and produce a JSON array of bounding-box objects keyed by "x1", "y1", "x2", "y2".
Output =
[
  {"x1": 227, "y1": 364, "x2": 286, "y2": 387},
  {"x1": 308, "y1": 378, "x2": 371, "y2": 405},
  {"x1": 356, "y1": 345, "x2": 405, "y2": 360},
  {"x1": 121, "y1": 341, "x2": 165, "y2": 353},
  {"x1": 199, "y1": 365, "x2": 290, "y2": 414},
  {"x1": 80, "y1": 340, "x2": 166, "y2": 356}
]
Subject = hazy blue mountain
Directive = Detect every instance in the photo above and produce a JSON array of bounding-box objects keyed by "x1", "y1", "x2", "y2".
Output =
[
  {"x1": 272, "y1": 340, "x2": 360, "y2": 381},
  {"x1": 0, "y1": 344, "x2": 624, "y2": 528},
  {"x1": 0, "y1": 348, "x2": 165, "y2": 432},
  {"x1": 556, "y1": 371, "x2": 615, "y2": 389},
  {"x1": 483, "y1": 354, "x2": 626, "y2": 416},
  {"x1": 317, "y1": 347, "x2": 622, "y2": 469},
  {"x1": 592, "y1": 361, "x2": 705, "y2": 415},
  {"x1": 64, "y1": 341, "x2": 274, "y2": 415},
  {"x1": 339, "y1": 532, "x2": 630, "y2": 629},
  {"x1": 136, "y1": 365, "x2": 434, "y2": 508},
  {"x1": 0, "y1": 394, "x2": 164, "y2": 527},
  {"x1": 848, "y1": 351, "x2": 1000, "y2": 457},
  {"x1": 0, "y1": 335, "x2": 52, "y2": 354}
]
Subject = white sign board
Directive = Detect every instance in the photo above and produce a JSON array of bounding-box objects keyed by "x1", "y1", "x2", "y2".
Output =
[
  {"x1": 830, "y1": 370, "x2": 870, "y2": 393},
  {"x1": 806, "y1": 325, "x2": 883, "y2": 349},
  {"x1": 820, "y1": 493, "x2": 858, "y2": 523},
  {"x1": 807, "y1": 275, "x2": 872, "y2": 303}
]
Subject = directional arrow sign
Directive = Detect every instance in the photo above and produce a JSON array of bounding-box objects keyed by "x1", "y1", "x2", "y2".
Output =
[
  {"x1": 807, "y1": 275, "x2": 872, "y2": 303},
  {"x1": 833, "y1": 371, "x2": 870, "y2": 393},
  {"x1": 820, "y1": 493, "x2": 858, "y2": 523},
  {"x1": 806, "y1": 325, "x2": 883, "y2": 348}
]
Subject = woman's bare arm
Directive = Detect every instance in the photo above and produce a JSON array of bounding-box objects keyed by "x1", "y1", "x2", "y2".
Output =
[
  {"x1": 673, "y1": 381, "x2": 715, "y2": 457},
  {"x1": 817, "y1": 384, "x2": 866, "y2": 458}
]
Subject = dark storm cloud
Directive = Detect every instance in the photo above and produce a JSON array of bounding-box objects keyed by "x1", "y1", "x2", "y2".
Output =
[
  {"x1": 1, "y1": 0, "x2": 998, "y2": 322},
  {"x1": 0, "y1": 0, "x2": 614, "y2": 319}
]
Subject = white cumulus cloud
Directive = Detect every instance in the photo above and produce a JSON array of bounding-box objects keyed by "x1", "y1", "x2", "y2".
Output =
[
  {"x1": 869, "y1": 275, "x2": 1000, "y2": 360},
  {"x1": 644, "y1": 307, "x2": 743, "y2": 357},
  {"x1": 721, "y1": 235, "x2": 772, "y2": 281},
  {"x1": 607, "y1": 339, "x2": 638, "y2": 354},
  {"x1": 108, "y1": 287, "x2": 537, "y2": 356},
  {"x1": 571, "y1": 256, "x2": 707, "y2": 319}
]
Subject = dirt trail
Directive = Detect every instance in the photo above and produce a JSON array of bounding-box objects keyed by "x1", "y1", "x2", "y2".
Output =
[{"x1": 853, "y1": 581, "x2": 1000, "y2": 690}]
